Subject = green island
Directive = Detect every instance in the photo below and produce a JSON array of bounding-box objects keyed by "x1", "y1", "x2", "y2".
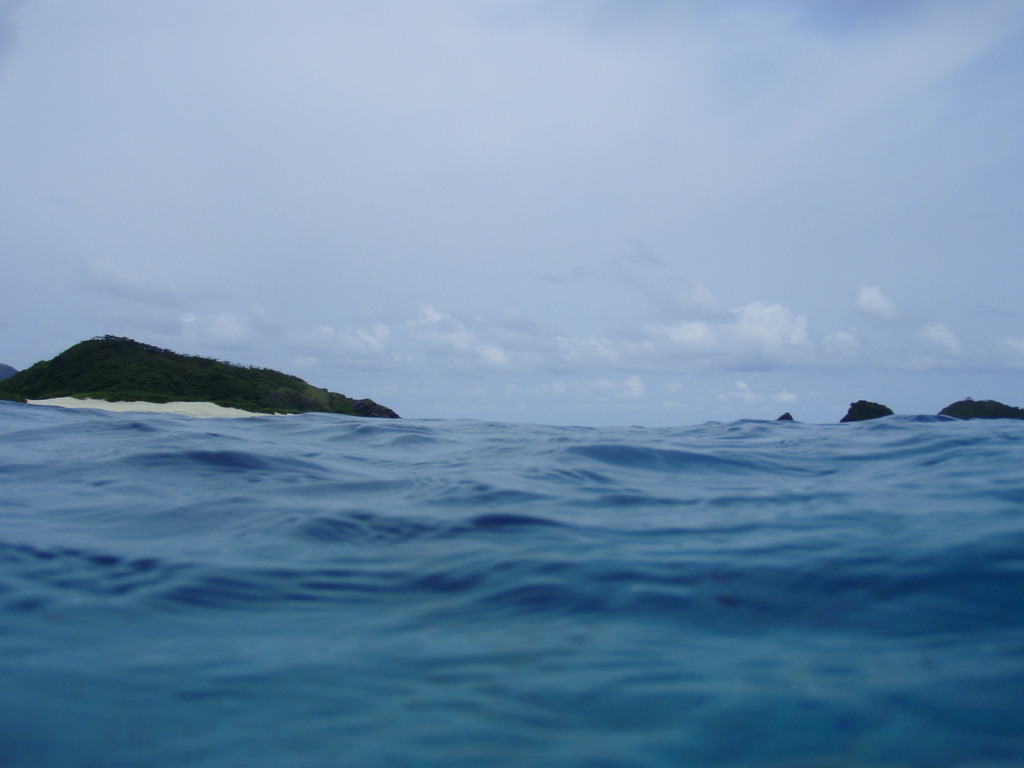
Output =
[
  {"x1": 835, "y1": 398, "x2": 1024, "y2": 422},
  {"x1": 0, "y1": 336, "x2": 399, "y2": 418}
]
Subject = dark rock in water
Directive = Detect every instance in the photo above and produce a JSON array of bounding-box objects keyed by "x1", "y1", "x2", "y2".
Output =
[
  {"x1": 939, "y1": 399, "x2": 1024, "y2": 420},
  {"x1": 840, "y1": 400, "x2": 894, "y2": 423},
  {"x1": 350, "y1": 398, "x2": 400, "y2": 419},
  {"x1": 0, "y1": 335, "x2": 399, "y2": 418},
  {"x1": 776, "y1": 412, "x2": 794, "y2": 421}
]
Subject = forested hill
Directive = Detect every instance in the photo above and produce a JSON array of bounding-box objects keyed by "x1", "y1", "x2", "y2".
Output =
[{"x1": 0, "y1": 336, "x2": 399, "y2": 418}]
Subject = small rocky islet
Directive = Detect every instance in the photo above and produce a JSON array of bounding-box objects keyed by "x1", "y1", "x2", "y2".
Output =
[{"x1": 779, "y1": 398, "x2": 1024, "y2": 423}]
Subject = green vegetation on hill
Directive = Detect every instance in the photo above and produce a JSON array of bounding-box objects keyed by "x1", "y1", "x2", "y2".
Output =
[
  {"x1": 939, "y1": 398, "x2": 1024, "y2": 420},
  {"x1": 839, "y1": 400, "x2": 894, "y2": 422},
  {"x1": 0, "y1": 336, "x2": 399, "y2": 418}
]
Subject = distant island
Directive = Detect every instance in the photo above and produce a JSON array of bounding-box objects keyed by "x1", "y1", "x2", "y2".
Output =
[
  {"x1": 834, "y1": 398, "x2": 1024, "y2": 423},
  {"x1": 839, "y1": 400, "x2": 895, "y2": 422},
  {"x1": 0, "y1": 363, "x2": 16, "y2": 382},
  {"x1": 0, "y1": 336, "x2": 399, "y2": 418},
  {"x1": 937, "y1": 399, "x2": 1024, "y2": 420}
]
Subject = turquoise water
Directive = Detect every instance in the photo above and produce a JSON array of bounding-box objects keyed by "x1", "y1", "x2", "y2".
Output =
[{"x1": 1, "y1": 401, "x2": 1023, "y2": 766}]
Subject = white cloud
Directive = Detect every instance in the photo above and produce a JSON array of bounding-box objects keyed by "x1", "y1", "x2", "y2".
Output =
[
  {"x1": 299, "y1": 323, "x2": 392, "y2": 356},
  {"x1": 209, "y1": 313, "x2": 247, "y2": 344},
  {"x1": 856, "y1": 286, "x2": 899, "y2": 322},
  {"x1": 717, "y1": 380, "x2": 797, "y2": 406},
  {"x1": 825, "y1": 331, "x2": 860, "y2": 356},
  {"x1": 592, "y1": 376, "x2": 647, "y2": 399},
  {"x1": 724, "y1": 380, "x2": 759, "y2": 404},
  {"x1": 307, "y1": 325, "x2": 337, "y2": 346},
  {"x1": 729, "y1": 302, "x2": 809, "y2": 351},
  {"x1": 345, "y1": 324, "x2": 391, "y2": 353},
  {"x1": 919, "y1": 322, "x2": 961, "y2": 355},
  {"x1": 662, "y1": 321, "x2": 719, "y2": 351},
  {"x1": 360, "y1": 325, "x2": 390, "y2": 349},
  {"x1": 624, "y1": 375, "x2": 645, "y2": 398},
  {"x1": 654, "y1": 302, "x2": 809, "y2": 363},
  {"x1": 1005, "y1": 337, "x2": 1024, "y2": 354},
  {"x1": 1002, "y1": 337, "x2": 1024, "y2": 369},
  {"x1": 181, "y1": 311, "x2": 250, "y2": 347},
  {"x1": 408, "y1": 304, "x2": 510, "y2": 367},
  {"x1": 409, "y1": 304, "x2": 476, "y2": 352},
  {"x1": 477, "y1": 344, "x2": 510, "y2": 367},
  {"x1": 557, "y1": 335, "x2": 622, "y2": 362}
]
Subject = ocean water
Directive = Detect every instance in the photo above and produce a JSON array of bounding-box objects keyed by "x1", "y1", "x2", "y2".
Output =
[{"x1": 2, "y1": 401, "x2": 1023, "y2": 768}]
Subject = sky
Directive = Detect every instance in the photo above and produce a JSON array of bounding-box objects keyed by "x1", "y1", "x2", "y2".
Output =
[{"x1": 2, "y1": 0, "x2": 1023, "y2": 426}]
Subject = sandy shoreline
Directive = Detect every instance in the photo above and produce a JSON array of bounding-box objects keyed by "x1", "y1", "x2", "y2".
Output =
[{"x1": 26, "y1": 397, "x2": 263, "y2": 419}]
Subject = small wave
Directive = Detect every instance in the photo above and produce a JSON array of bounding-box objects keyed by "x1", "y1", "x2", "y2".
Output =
[
  {"x1": 0, "y1": 540, "x2": 181, "y2": 610},
  {"x1": 126, "y1": 449, "x2": 330, "y2": 476},
  {"x1": 566, "y1": 443, "x2": 755, "y2": 473},
  {"x1": 295, "y1": 512, "x2": 444, "y2": 545},
  {"x1": 421, "y1": 480, "x2": 553, "y2": 508},
  {"x1": 292, "y1": 510, "x2": 567, "y2": 547},
  {"x1": 153, "y1": 563, "x2": 412, "y2": 611},
  {"x1": 458, "y1": 512, "x2": 567, "y2": 532}
]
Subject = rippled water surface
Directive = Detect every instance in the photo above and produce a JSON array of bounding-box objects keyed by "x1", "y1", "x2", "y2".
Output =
[{"x1": 2, "y1": 401, "x2": 1024, "y2": 766}]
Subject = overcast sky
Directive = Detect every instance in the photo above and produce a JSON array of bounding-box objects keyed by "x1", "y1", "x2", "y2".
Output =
[{"x1": 2, "y1": 0, "x2": 1023, "y2": 425}]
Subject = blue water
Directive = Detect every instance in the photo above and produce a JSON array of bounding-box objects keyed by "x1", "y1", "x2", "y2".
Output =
[{"x1": 1, "y1": 401, "x2": 1023, "y2": 767}]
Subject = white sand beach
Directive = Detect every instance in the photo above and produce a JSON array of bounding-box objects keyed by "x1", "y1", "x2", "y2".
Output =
[{"x1": 26, "y1": 398, "x2": 262, "y2": 418}]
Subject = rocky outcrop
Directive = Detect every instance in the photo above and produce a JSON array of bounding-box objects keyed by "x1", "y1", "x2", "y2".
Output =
[
  {"x1": 350, "y1": 398, "x2": 400, "y2": 419},
  {"x1": 840, "y1": 400, "x2": 893, "y2": 423},
  {"x1": 938, "y1": 399, "x2": 1024, "y2": 420},
  {"x1": 776, "y1": 412, "x2": 794, "y2": 421}
]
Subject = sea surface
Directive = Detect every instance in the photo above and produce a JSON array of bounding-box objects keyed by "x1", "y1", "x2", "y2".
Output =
[{"x1": 2, "y1": 401, "x2": 1023, "y2": 767}]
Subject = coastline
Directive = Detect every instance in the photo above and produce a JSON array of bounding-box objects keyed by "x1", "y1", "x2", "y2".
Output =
[{"x1": 25, "y1": 397, "x2": 263, "y2": 419}]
